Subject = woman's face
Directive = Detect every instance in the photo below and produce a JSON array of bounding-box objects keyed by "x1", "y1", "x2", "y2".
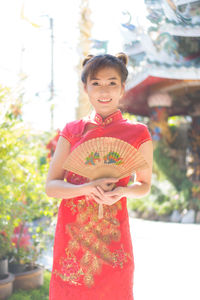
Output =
[{"x1": 84, "y1": 67, "x2": 125, "y2": 118}]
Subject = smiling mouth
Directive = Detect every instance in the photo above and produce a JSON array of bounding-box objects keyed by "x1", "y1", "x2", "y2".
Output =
[{"x1": 98, "y1": 98, "x2": 112, "y2": 103}]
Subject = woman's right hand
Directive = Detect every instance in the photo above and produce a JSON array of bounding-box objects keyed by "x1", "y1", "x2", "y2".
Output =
[{"x1": 83, "y1": 177, "x2": 118, "y2": 205}]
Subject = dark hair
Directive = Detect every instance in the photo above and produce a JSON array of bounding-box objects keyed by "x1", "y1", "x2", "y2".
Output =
[{"x1": 81, "y1": 53, "x2": 128, "y2": 84}]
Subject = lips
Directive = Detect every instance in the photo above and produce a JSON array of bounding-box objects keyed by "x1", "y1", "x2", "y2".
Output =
[{"x1": 98, "y1": 98, "x2": 112, "y2": 103}]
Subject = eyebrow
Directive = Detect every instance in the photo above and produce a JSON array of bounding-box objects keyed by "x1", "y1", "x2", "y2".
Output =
[{"x1": 90, "y1": 77, "x2": 118, "y2": 80}]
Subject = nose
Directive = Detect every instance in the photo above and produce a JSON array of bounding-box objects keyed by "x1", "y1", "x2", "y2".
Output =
[{"x1": 99, "y1": 85, "x2": 109, "y2": 95}]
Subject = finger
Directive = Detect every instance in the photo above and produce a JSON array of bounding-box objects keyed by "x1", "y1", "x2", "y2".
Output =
[
  {"x1": 104, "y1": 191, "x2": 115, "y2": 197},
  {"x1": 92, "y1": 193, "x2": 111, "y2": 206},
  {"x1": 104, "y1": 195, "x2": 120, "y2": 205},
  {"x1": 92, "y1": 187, "x2": 104, "y2": 199},
  {"x1": 97, "y1": 190, "x2": 105, "y2": 200},
  {"x1": 104, "y1": 199, "x2": 114, "y2": 206},
  {"x1": 92, "y1": 190, "x2": 106, "y2": 202},
  {"x1": 102, "y1": 195, "x2": 115, "y2": 205},
  {"x1": 111, "y1": 196, "x2": 121, "y2": 204},
  {"x1": 96, "y1": 186, "x2": 105, "y2": 195},
  {"x1": 91, "y1": 193, "x2": 102, "y2": 205}
]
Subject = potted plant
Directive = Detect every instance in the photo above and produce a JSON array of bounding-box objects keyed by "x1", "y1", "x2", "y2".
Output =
[
  {"x1": 8, "y1": 222, "x2": 46, "y2": 291},
  {"x1": 0, "y1": 272, "x2": 15, "y2": 300},
  {"x1": 0, "y1": 85, "x2": 55, "y2": 292},
  {"x1": 4, "y1": 131, "x2": 53, "y2": 292},
  {"x1": 0, "y1": 231, "x2": 10, "y2": 274}
]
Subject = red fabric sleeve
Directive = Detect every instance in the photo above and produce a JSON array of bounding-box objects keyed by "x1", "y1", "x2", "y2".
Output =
[
  {"x1": 59, "y1": 123, "x2": 73, "y2": 144},
  {"x1": 59, "y1": 120, "x2": 85, "y2": 145},
  {"x1": 136, "y1": 124, "x2": 152, "y2": 150}
]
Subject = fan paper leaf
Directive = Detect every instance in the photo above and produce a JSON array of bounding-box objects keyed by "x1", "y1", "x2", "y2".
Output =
[
  {"x1": 63, "y1": 137, "x2": 149, "y2": 180},
  {"x1": 63, "y1": 137, "x2": 149, "y2": 220}
]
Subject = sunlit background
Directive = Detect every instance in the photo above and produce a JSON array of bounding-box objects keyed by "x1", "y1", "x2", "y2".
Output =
[
  {"x1": 1, "y1": 1, "x2": 200, "y2": 300},
  {"x1": 0, "y1": 0, "x2": 147, "y2": 132}
]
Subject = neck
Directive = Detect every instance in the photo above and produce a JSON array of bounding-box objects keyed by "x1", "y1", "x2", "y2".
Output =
[{"x1": 95, "y1": 109, "x2": 120, "y2": 120}]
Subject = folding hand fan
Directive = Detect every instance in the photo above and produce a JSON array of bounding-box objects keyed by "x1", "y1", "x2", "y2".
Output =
[{"x1": 63, "y1": 137, "x2": 149, "y2": 219}]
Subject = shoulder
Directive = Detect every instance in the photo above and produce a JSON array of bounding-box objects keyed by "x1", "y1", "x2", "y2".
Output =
[
  {"x1": 59, "y1": 119, "x2": 86, "y2": 143},
  {"x1": 125, "y1": 120, "x2": 152, "y2": 149},
  {"x1": 125, "y1": 120, "x2": 150, "y2": 132},
  {"x1": 61, "y1": 119, "x2": 85, "y2": 134}
]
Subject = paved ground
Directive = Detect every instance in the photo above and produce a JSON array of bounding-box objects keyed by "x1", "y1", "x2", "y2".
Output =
[
  {"x1": 38, "y1": 217, "x2": 200, "y2": 300},
  {"x1": 130, "y1": 218, "x2": 200, "y2": 300}
]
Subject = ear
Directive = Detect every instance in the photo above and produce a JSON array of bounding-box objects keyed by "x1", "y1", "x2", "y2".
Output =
[{"x1": 83, "y1": 84, "x2": 88, "y2": 94}]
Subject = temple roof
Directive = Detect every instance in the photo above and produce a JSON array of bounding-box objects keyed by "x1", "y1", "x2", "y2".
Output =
[
  {"x1": 160, "y1": 22, "x2": 200, "y2": 36},
  {"x1": 119, "y1": 1, "x2": 200, "y2": 117},
  {"x1": 145, "y1": 0, "x2": 200, "y2": 27},
  {"x1": 121, "y1": 76, "x2": 200, "y2": 117},
  {"x1": 126, "y1": 57, "x2": 200, "y2": 92}
]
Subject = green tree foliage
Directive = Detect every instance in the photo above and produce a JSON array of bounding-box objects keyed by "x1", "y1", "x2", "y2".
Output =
[
  {"x1": 0, "y1": 84, "x2": 55, "y2": 264},
  {"x1": 124, "y1": 112, "x2": 195, "y2": 215}
]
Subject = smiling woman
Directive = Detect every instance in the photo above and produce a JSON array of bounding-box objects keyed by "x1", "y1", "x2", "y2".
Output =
[
  {"x1": 84, "y1": 68, "x2": 125, "y2": 117},
  {"x1": 46, "y1": 53, "x2": 153, "y2": 300},
  {"x1": 82, "y1": 53, "x2": 127, "y2": 118}
]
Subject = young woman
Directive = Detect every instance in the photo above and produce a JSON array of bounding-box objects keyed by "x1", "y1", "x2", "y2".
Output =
[{"x1": 46, "y1": 53, "x2": 153, "y2": 300}]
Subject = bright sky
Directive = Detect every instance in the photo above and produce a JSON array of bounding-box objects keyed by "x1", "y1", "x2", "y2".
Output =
[{"x1": 0, "y1": 0, "x2": 147, "y2": 132}]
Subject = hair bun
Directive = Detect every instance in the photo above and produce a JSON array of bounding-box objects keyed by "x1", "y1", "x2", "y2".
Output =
[
  {"x1": 82, "y1": 54, "x2": 94, "y2": 67},
  {"x1": 115, "y1": 52, "x2": 128, "y2": 66}
]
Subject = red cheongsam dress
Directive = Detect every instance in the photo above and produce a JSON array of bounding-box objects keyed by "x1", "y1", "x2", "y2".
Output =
[{"x1": 49, "y1": 109, "x2": 152, "y2": 300}]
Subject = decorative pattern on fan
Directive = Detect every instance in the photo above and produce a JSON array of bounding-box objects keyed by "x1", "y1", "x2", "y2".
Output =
[{"x1": 63, "y1": 137, "x2": 149, "y2": 219}]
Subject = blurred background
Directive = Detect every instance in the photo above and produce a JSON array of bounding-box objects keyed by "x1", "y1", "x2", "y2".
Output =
[
  {"x1": 0, "y1": 0, "x2": 147, "y2": 132},
  {"x1": 0, "y1": 0, "x2": 200, "y2": 300}
]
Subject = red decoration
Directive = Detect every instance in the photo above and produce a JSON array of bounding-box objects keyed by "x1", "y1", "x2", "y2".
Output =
[
  {"x1": 11, "y1": 224, "x2": 31, "y2": 250},
  {"x1": 46, "y1": 129, "x2": 60, "y2": 159}
]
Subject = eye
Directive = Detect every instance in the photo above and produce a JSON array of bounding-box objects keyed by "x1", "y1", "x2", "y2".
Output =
[
  {"x1": 92, "y1": 82, "x2": 99, "y2": 86},
  {"x1": 110, "y1": 81, "x2": 116, "y2": 85}
]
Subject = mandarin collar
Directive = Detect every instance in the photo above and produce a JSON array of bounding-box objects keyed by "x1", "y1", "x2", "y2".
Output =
[{"x1": 86, "y1": 110, "x2": 123, "y2": 126}]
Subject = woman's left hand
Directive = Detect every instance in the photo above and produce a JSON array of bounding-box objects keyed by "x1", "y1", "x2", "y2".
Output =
[{"x1": 92, "y1": 186, "x2": 125, "y2": 206}]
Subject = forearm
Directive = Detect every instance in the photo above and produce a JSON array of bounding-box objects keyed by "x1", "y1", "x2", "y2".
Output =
[
  {"x1": 121, "y1": 181, "x2": 151, "y2": 198},
  {"x1": 45, "y1": 179, "x2": 88, "y2": 199}
]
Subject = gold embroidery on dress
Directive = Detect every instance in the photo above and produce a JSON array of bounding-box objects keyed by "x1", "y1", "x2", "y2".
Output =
[
  {"x1": 53, "y1": 249, "x2": 84, "y2": 286},
  {"x1": 54, "y1": 196, "x2": 132, "y2": 287}
]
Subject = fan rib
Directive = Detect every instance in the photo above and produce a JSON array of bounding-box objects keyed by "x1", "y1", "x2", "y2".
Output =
[{"x1": 63, "y1": 137, "x2": 149, "y2": 181}]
